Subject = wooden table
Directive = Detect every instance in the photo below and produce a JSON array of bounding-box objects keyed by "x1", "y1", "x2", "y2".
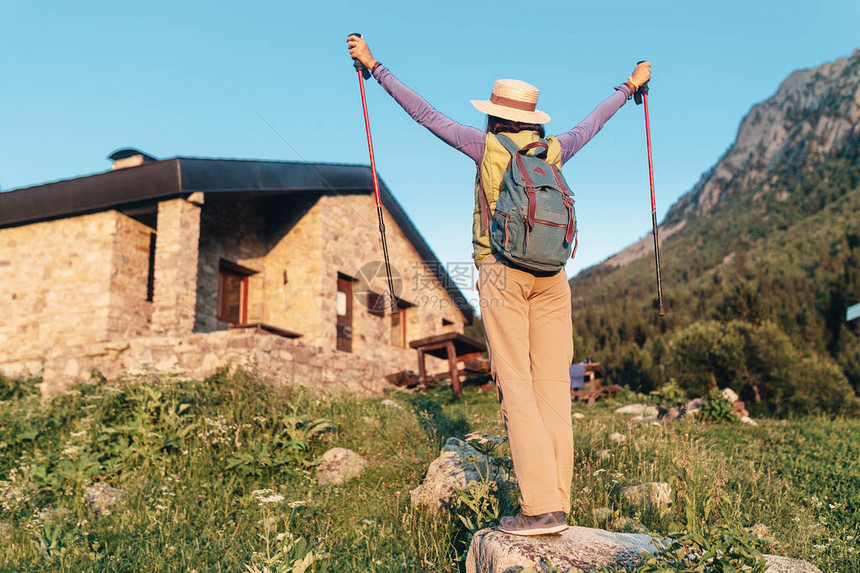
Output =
[
  {"x1": 409, "y1": 332, "x2": 487, "y2": 399},
  {"x1": 570, "y1": 362, "x2": 620, "y2": 405}
]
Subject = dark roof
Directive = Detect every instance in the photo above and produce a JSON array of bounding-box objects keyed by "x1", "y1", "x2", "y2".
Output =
[{"x1": 0, "y1": 157, "x2": 474, "y2": 322}]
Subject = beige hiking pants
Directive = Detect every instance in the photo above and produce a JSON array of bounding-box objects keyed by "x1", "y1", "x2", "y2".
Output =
[{"x1": 478, "y1": 254, "x2": 574, "y2": 515}]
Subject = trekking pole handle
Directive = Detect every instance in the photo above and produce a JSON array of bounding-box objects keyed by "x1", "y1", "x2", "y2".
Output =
[
  {"x1": 633, "y1": 60, "x2": 649, "y2": 105},
  {"x1": 350, "y1": 32, "x2": 371, "y2": 80}
]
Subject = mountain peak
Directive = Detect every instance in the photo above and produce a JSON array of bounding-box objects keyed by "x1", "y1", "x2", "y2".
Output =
[
  {"x1": 666, "y1": 50, "x2": 860, "y2": 226},
  {"x1": 604, "y1": 50, "x2": 860, "y2": 269}
]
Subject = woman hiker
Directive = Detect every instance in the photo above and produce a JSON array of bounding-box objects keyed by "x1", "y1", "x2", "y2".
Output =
[{"x1": 347, "y1": 35, "x2": 650, "y2": 536}]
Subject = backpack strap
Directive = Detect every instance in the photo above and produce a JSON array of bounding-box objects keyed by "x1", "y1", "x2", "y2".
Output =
[
  {"x1": 477, "y1": 174, "x2": 491, "y2": 234},
  {"x1": 519, "y1": 141, "x2": 549, "y2": 158},
  {"x1": 550, "y1": 164, "x2": 568, "y2": 193},
  {"x1": 478, "y1": 135, "x2": 519, "y2": 235},
  {"x1": 495, "y1": 135, "x2": 549, "y2": 158},
  {"x1": 494, "y1": 134, "x2": 521, "y2": 155},
  {"x1": 512, "y1": 151, "x2": 537, "y2": 229}
]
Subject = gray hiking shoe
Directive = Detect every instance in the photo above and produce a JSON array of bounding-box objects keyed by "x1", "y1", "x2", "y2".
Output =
[{"x1": 498, "y1": 511, "x2": 568, "y2": 536}]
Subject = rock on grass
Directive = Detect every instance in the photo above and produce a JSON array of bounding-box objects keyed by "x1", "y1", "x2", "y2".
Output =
[
  {"x1": 410, "y1": 437, "x2": 509, "y2": 514},
  {"x1": 316, "y1": 447, "x2": 369, "y2": 486},
  {"x1": 86, "y1": 482, "x2": 126, "y2": 513}
]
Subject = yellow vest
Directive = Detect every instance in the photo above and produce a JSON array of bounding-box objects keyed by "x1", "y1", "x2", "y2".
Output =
[{"x1": 472, "y1": 131, "x2": 563, "y2": 267}]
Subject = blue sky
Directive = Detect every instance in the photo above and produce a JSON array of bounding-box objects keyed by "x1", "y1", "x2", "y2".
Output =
[{"x1": 0, "y1": 0, "x2": 857, "y2": 278}]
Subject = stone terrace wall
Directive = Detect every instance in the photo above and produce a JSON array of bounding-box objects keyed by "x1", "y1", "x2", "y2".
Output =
[
  {"x1": 34, "y1": 328, "x2": 393, "y2": 399},
  {"x1": 0, "y1": 210, "x2": 151, "y2": 369}
]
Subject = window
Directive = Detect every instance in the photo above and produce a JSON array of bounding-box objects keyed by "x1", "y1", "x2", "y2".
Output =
[
  {"x1": 366, "y1": 291, "x2": 386, "y2": 317},
  {"x1": 217, "y1": 260, "x2": 257, "y2": 325},
  {"x1": 336, "y1": 273, "x2": 355, "y2": 352}
]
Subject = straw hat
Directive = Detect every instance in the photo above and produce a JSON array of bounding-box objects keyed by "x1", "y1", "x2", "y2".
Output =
[{"x1": 470, "y1": 79, "x2": 551, "y2": 124}]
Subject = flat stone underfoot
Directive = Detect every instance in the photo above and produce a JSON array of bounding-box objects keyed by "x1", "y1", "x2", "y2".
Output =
[{"x1": 465, "y1": 525, "x2": 822, "y2": 573}]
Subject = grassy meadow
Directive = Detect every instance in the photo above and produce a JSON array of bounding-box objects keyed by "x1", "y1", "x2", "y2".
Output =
[{"x1": 0, "y1": 371, "x2": 857, "y2": 572}]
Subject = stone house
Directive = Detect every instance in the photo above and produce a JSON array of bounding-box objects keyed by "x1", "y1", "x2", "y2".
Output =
[{"x1": 0, "y1": 149, "x2": 473, "y2": 397}]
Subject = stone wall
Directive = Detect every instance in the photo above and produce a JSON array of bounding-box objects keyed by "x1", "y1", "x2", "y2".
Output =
[
  {"x1": 106, "y1": 212, "x2": 155, "y2": 339},
  {"x1": 190, "y1": 192, "x2": 468, "y2": 374},
  {"x1": 317, "y1": 194, "x2": 467, "y2": 367},
  {"x1": 0, "y1": 210, "x2": 147, "y2": 369},
  {"x1": 1, "y1": 191, "x2": 474, "y2": 395},
  {"x1": 37, "y1": 328, "x2": 392, "y2": 399},
  {"x1": 195, "y1": 198, "x2": 270, "y2": 332},
  {"x1": 257, "y1": 194, "x2": 324, "y2": 340},
  {"x1": 151, "y1": 199, "x2": 201, "y2": 335}
]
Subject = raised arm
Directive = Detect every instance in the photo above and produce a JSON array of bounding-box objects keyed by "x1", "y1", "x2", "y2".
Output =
[
  {"x1": 347, "y1": 35, "x2": 485, "y2": 163},
  {"x1": 556, "y1": 61, "x2": 651, "y2": 164}
]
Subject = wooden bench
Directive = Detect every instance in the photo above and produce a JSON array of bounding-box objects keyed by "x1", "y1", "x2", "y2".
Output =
[{"x1": 408, "y1": 332, "x2": 488, "y2": 399}]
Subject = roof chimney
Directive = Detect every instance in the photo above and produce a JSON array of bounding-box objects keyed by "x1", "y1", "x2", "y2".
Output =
[{"x1": 108, "y1": 148, "x2": 158, "y2": 170}]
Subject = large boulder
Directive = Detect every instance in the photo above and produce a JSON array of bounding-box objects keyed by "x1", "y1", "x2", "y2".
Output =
[
  {"x1": 465, "y1": 526, "x2": 656, "y2": 573},
  {"x1": 315, "y1": 447, "x2": 369, "y2": 486},
  {"x1": 465, "y1": 526, "x2": 822, "y2": 573},
  {"x1": 411, "y1": 437, "x2": 508, "y2": 514}
]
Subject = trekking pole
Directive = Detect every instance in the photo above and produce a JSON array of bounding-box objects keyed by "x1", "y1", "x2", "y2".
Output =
[
  {"x1": 350, "y1": 33, "x2": 397, "y2": 312},
  {"x1": 634, "y1": 62, "x2": 665, "y2": 317}
]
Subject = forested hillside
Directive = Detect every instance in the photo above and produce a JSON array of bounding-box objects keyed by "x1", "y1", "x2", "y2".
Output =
[{"x1": 571, "y1": 51, "x2": 860, "y2": 417}]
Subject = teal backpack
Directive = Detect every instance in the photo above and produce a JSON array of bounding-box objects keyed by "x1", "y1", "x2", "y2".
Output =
[{"x1": 490, "y1": 135, "x2": 577, "y2": 273}]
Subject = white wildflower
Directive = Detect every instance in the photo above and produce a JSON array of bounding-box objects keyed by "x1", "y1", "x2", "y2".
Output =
[{"x1": 60, "y1": 445, "x2": 81, "y2": 458}]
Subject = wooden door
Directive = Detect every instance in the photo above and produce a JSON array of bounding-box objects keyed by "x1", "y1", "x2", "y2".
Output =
[{"x1": 218, "y1": 269, "x2": 247, "y2": 325}]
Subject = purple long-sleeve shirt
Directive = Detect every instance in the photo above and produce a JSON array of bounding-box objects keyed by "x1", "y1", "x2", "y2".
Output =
[{"x1": 372, "y1": 64, "x2": 633, "y2": 165}]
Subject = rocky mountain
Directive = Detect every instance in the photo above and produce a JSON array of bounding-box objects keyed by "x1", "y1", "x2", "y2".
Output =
[
  {"x1": 605, "y1": 49, "x2": 860, "y2": 268},
  {"x1": 569, "y1": 50, "x2": 860, "y2": 407}
]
